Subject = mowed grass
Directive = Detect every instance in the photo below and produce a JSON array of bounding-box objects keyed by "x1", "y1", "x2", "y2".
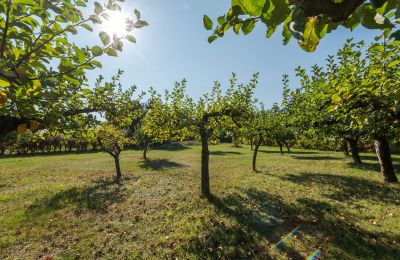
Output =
[{"x1": 0, "y1": 144, "x2": 399, "y2": 259}]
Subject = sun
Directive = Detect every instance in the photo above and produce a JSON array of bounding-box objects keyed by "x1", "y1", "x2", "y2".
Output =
[{"x1": 101, "y1": 11, "x2": 129, "y2": 37}]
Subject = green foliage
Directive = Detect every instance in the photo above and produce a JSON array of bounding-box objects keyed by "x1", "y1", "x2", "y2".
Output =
[
  {"x1": 143, "y1": 74, "x2": 258, "y2": 144},
  {"x1": 205, "y1": 0, "x2": 399, "y2": 51},
  {"x1": 285, "y1": 36, "x2": 400, "y2": 156},
  {"x1": 0, "y1": 0, "x2": 148, "y2": 133},
  {"x1": 95, "y1": 124, "x2": 128, "y2": 157}
]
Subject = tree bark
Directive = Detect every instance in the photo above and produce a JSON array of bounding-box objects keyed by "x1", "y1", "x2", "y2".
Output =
[
  {"x1": 347, "y1": 138, "x2": 362, "y2": 164},
  {"x1": 252, "y1": 136, "x2": 262, "y2": 172},
  {"x1": 143, "y1": 142, "x2": 149, "y2": 160},
  {"x1": 374, "y1": 137, "x2": 398, "y2": 183},
  {"x1": 200, "y1": 131, "x2": 210, "y2": 196},
  {"x1": 114, "y1": 156, "x2": 122, "y2": 180},
  {"x1": 284, "y1": 142, "x2": 291, "y2": 152},
  {"x1": 343, "y1": 139, "x2": 350, "y2": 157},
  {"x1": 278, "y1": 142, "x2": 283, "y2": 155}
]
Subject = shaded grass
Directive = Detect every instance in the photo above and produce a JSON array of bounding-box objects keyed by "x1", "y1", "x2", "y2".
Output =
[
  {"x1": 0, "y1": 144, "x2": 399, "y2": 259},
  {"x1": 138, "y1": 159, "x2": 185, "y2": 171}
]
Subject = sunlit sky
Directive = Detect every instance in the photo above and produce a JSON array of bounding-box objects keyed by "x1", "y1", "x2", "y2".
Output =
[{"x1": 78, "y1": 0, "x2": 380, "y2": 107}]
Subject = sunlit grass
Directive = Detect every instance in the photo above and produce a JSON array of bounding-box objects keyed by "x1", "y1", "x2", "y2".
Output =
[{"x1": 0, "y1": 144, "x2": 399, "y2": 259}]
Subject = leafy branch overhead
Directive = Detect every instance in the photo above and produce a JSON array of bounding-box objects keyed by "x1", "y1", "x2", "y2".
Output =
[
  {"x1": 0, "y1": 0, "x2": 148, "y2": 135},
  {"x1": 204, "y1": 0, "x2": 399, "y2": 52}
]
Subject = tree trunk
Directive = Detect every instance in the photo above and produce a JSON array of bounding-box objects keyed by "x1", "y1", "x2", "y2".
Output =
[
  {"x1": 284, "y1": 142, "x2": 291, "y2": 152},
  {"x1": 114, "y1": 156, "x2": 122, "y2": 180},
  {"x1": 278, "y1": 142, "x2": 283, "y2": 155},
  {"x1": 343, "y1": 139, "x2": 350, "y2": 157},
  {"x1": 200, "y1": 131, "x2": 210, "y2": 196},
  {"x1": 374, "y1": 137, "x2": 398, "y2": 183},
  {"x1": 347, "y1": 138, "x2": 362, "y2": 164},
  {"x1": 253, "y1": 138, "x2": 262, "y2": 172},
  {"x1": 143, "y1": 142, "x2": 149, "y2": 160}
]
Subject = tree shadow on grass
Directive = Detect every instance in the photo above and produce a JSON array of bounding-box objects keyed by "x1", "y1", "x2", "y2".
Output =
[
  {"x1": 360, "y1": 154, "x2": 400, "y2": 163},
  {"x1": 259, "y1": 150, "x2": 282, "y2": 154},
  {"x1": 291, "y1": 155, "x2": 342, "y2": 161},
  {"x1": 26, "y1": 177, "x2": 136, "y2": 215},
  {"x1": 183, "y1": 188, "x2": 303, "y2": 259},
  {"x1": 209, "y1": 151, "x2": 242, "y2": 156},
  {"x1": 349, "y1": 161, "x2": 400, "y2": 174},
  {"x1": 190, "y1": 187, "x2": 400, "y2": 258},
  {"x1": 138, "y1": 159, "x2": 185, "y2": 171},
  {"x1": 279, "y1": 172, "x2": 400, "y2": 205},
  {"x1": 159, "y1": 143, "x2": 190, "y2": 151}
]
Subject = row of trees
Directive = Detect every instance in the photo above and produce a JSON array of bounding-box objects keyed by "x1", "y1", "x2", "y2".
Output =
[{"x1": 283, "y1": 35, "x2": 399, "y2": 183}]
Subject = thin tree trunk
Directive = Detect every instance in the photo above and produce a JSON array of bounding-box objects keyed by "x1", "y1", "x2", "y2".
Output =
[
  {"x1": 253, "y1": 137, "x2": 262, "y2": 172},
  {"x1": 284, "y1": 142, "x2": 291, "y2": 152},
  {"x1": 143, "y1": 142, "x2": 149, "y2": 160},
  {"x1": 114, "y1": 156, "x2": 122, "y2": 180},
  {"x1": 343, "y1": 139, "x2": 350, "y2": 157},
  {"x1": 347, "y1": 138, "x2": 362, "y2": 164},
  {"x1": 200, "y1": 131, "x2": 210, "y2": 196},
  {"x1": 374, "y1": 137, "x2": 398, "y2": 183},
  {"x1": 278, "y1": 142, "x2": 283, "y2": 155}
]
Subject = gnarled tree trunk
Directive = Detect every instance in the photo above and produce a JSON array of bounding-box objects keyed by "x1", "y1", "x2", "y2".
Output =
[
  {"x1": 347, "y1": 138, "x2": 361, "y2": 164},
  {"x1": 374, "y1": 137, "x2": 398, "y2": 183},
  {"x1": 200, "y1": 130, "x2": 210, "y2": 196}
]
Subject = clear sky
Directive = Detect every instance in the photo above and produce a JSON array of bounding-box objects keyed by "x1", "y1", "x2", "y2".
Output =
[{"x1": 80, "y1": 0, "x2": 380, "y2": 107}]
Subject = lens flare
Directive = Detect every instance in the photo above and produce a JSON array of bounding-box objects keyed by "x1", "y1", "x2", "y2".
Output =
[{"x1": 270, "y1": 224, "x2": 302, "y2": 251}]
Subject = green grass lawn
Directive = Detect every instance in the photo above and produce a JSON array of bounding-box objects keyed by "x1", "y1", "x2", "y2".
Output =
[{"x1": 0, "y1": 144, "x2": 399, "y2": 259}]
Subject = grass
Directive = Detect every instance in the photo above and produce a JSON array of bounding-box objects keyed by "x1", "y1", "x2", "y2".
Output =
[{"x1": 0, "y1": 144, "x2": 399, "y2": 259}]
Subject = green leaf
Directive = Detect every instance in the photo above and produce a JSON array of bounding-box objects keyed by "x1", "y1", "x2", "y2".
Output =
[
  {"x1": 90, "y1": 15, "x2": 102, "y2": 24},
  {"x1": 13, "y1": 0, "x2": 35, "y2": 6},
  {"x1": 0, "y1": 78, "x2": 11, "y2": 87},
  {"x1": 94, "y1": 2, "x2": 104, "y2": 15},
  {"x1": 126, "y1": 35, "x2": 136, "y2": 43},
  {"x1": 387, "y1": 60, "x2": 399, "y2": 68},
  {"x1": 76, "y1": 0, "x2": 87, "y2": 7},
  {"x1": 99, "y1": 31, "x2": 110, "y2": 45},
  {"x1": 203, "y1": 15, "x2": 213, "y2": 30},
  {"x1": 231, "y1": 0, "x2": 266, "y2": 16},
  {"x1": 208, "y1": 35, "x2": 218, "y2": 43},
  {"x1": 355, "y1": 3, "x2": 393, "y2": 29},
  {"x1": 135, "y1": 20, "x2": 148, "y2": 28},
  {"x1": 91, "y1": 60, "x2": 103, "y2": 68},
  {"x1": 91, "y1": 45, "x2": 103, "y2": 56},
  {"x1": 82, "y1": 88, "x2": 92, "y2": 95},
  {"x1": 81, "y1": 23, "x2": 93, "y2": 32},
  {"x1": 104, "y1": 48, "x2": 118, "y2": 57},
  {"x1": 134, "y1": 9, "x2": 141, "y2": 19},
  {"x1": 298, "y1": 17, "x2": 320, "y2": 52},
  {"x1": 242, "y1": 19, "x2": 256, "y2": 35}
]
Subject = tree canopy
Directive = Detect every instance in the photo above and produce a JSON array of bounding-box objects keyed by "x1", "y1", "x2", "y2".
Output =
[
  {"x1": 204, "y1": 0, "x2": 399, "y2": 51},
  {"x1": 0, "y1": 0, "x2": 147, "y2": 136}
]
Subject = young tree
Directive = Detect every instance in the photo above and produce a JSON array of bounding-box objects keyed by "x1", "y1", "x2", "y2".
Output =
[
  {"x1": 204, "y1": 0, "x2": 399, "y2": 51},
  {"x1": 144, "y1": 74, "x2": 257, "y2": 195},
  {"x1": 96, "y1": 124, "x2": 128, "y2": 180},
  {"x1": 0, "y1": 0, "x2": 147, "y2": 136}
]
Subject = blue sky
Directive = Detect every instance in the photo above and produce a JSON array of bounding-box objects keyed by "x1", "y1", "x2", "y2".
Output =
[{"x1": 80, "y1": 0, "x2": 380, "y2": 107}]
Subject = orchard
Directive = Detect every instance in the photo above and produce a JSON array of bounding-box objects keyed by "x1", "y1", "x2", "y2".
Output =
[{"x1": 1, "y1": 0, "x2": 399, "y2": 259}]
